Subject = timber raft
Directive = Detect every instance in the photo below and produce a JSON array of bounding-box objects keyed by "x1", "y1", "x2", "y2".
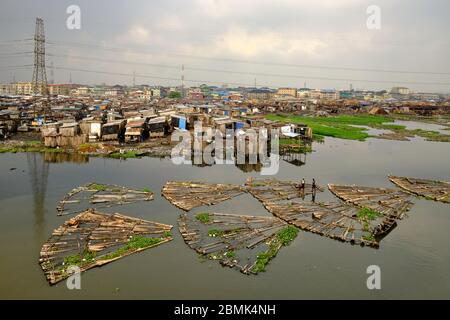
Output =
[
  {"x1": 57, "y1": 182, "x2": 154, "y2": 216},
  {"x1": 178, "y1": 212, "x2": 298, "y2": 274},
  {"x1": 328, "y1": 184, "x2": 413, "y2": 219},
  {"x1": 162, "y1": 181, "x2": 245, "y2": 211},
  {"x1": 245, "y1": 178, "x2": 323, "y2": 201},
  {"x1": 389, "y1": 176, "x2": 450, "y2": 203},
  {"x1": 39, "y1": 209, "x2": 172, "y2": 285},
  {"x1": 244, "y1": 179, "x2": 387, "y2": 247}
]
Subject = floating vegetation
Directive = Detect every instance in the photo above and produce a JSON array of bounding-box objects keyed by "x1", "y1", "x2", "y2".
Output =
[
  {"x1": 357, "y1": 208, "x2": 383, "y2": 221},
  {"x1": 389, "y1": 176, "x2": 450, "y2": 203},
  {"x1": 178, "y1": 213, "x2": 297, "y2": 274},
  {"x1": 39, "y1": 209, "x2": 173, "y2": 285},
  {"x1": 328, "y1": 184, "x2": 413, "y2": 219},
  {"x1": 108, "y1": 151, "x2": 141, "y2": 159},
  {"x1": 162, "y1": 181, "x2": 245, "y2": 211},
  {"x1": 195, "y1": 212, "x2": 211, "y2": 223},
  {"x1": 57, "y1": 182, "x2": 154, "y2": 216}
]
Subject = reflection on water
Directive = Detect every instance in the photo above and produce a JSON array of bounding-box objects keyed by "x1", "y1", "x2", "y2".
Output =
[
  {"x1": 26, "y1": 153, "x2": 48, "y2": 240},
  {"x1": 176, "y1": 141, "x2": 310, "y2": 171},
  {"x1": 280, "y1": 151, "x2": 307, "y2": 166},
  {"x1": 43, "y1": 152, "x2": 89, "y2": 164}
]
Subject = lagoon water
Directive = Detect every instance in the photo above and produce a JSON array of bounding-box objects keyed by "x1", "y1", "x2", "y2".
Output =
[{"x1": 0, "y1": 134, "x2": 449, "y2": 299}]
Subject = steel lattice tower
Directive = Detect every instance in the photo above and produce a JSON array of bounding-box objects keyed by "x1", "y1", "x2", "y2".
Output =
[{"x1": 31, "y1": 18, "x2": 48, "y2": 95}]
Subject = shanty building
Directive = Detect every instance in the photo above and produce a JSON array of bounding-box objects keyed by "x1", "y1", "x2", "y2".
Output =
[
  {"x1": 101, "y1": 120, "x2": 126, "y2": 141},
  {"x1": 148, "y1": 116, "x2": 168, "y2": 138},
  {"x1": 125, "y1": 118, "x2": 148, "y2": 142},
  {"x1": 171, "y1": 114, "x2": 188, "y2": 130}
]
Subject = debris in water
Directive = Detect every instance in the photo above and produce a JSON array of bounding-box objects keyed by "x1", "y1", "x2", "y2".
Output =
[
  {"x1": 39, "y1": 209, "x2": 172, "y2": 285},
  {"x1": 179, "y1": 212, "x2": 298, "y2": 274}
]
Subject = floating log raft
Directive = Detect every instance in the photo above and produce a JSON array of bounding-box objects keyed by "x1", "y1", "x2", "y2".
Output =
[
  {"x1": 162, "y1": 181, "x2": 245, "y2": 211},
  {"x1": 246, "y1": 181, "x2": 389, "y2": 247},
  {"x1": 389, "y1": 176, "x2": 450, "y2": 203},
  {"x1": 245, "y1": 178, "x2": 323, "y2": 203},
  {"x1": 259, "y1": 200, "x2": 382, "y2": 247},
  {"x1": 328, "y1": 184, "x2": 413, "y2": 219},
  {"x1": 57, "y1": 182, "x2": 154, "y2": 216},
  {"x1": 39, "y1": 209, "x2": 172, "y2": 285},
  {"x1": 178, "y1": 212, "x2": 298, "y2": 274}
]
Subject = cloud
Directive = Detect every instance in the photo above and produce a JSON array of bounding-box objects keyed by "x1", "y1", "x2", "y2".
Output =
[
  {"x1": 155, "y1": 14, "x2": 183, "y2": 31},
  {"x1": 120, "y1": 25, "x2": 152, "y2": 45},
  {"x1": 185, "y1": 26, "x2": 327, "y2": 58}
]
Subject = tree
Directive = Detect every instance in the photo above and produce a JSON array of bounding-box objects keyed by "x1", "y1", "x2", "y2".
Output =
[{"x1": 169, "y1": 91, "x2": 182, "y2": 99}]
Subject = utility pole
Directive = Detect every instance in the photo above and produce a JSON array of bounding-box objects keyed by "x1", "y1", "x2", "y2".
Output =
[
  {"x1": 181, "y1": 64, "x2": 185, "y2": 98},
  {"x1": 133, "y1": 70, "x2": 136, "y2": 87},
  {"x1": 31, "y1": 18, "x2": 48, "y2": 96}
]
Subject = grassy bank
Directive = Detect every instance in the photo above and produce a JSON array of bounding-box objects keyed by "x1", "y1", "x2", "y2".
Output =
[
  {"x1": 266, "y1": 114, "x2": 392, "y2": 140},
  {"x1": 267, "y1": 114, "x2": 450, "y2": 142},
  {"x1": 0, "y1": 141, "x2": 64, "y2": 154}
]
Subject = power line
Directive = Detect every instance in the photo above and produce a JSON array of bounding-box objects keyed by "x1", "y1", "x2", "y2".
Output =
[
  {"x1": 47, "y1": 53, "x2": 179, "y2": 70},
  {"x1": 45, "y1": 54, "x2": 450, "y2": 86},
  {"x1": 47, "y1": 65, "x2": 450, "y2": 87},
  {"x1": 0, "y1": 39, "x2": 33, "y2": 44},
  {"x1": 0, "y1": 65, "x2": 33, "y2": 69},
  {"x1": 46, "y1": 39, "x2": 450, "y2": 76},
  {"x1": 0, "y1": 52, "x2": 33, "y2": 58}
]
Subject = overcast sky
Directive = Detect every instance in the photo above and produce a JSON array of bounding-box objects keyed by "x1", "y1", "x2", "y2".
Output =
[{"x1": 0, "y1": 0, "x2": 449, "y2": 92}]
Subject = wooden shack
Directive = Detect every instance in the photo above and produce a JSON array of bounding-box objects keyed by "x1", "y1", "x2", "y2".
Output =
[
  {"x1": 59, "y1": 122, "x2": 80, "y2": 137},
  {"x1": 125, "y1": 118, "x2": 148, "y2": 142},
  {"x1": 148, "y1": 116, "x2": 167, "y2": 138},
  {"x1": 101, "y1": 120, "x2": 126, "y2": 141},
  {"x1": 79, "y1": 118, "x2": 103, "y2": 141},
  {"x1": 41, "y1": 122, "x2": 60, "y2": 138},
  {"x1": 213, "y1": 118, "x2": 238, "y2": 136}
]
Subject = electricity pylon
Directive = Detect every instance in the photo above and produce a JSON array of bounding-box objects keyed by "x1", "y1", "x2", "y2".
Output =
[{"x1": 31, "y1": 18, "x2": 48, "y2": 96}]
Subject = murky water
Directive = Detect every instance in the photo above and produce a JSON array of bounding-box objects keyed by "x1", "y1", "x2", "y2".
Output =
[
  {"x1": 0, "y1": 136, "x2": 449, "y2": 299},
  {"x1": 393, "y1": 120, "x2": 449, "y2": 134}
]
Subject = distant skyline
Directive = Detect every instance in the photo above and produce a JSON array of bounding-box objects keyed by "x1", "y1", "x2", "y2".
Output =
[{"x1": 0, "y1": 0, "x2": 449, "y2": 92}]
